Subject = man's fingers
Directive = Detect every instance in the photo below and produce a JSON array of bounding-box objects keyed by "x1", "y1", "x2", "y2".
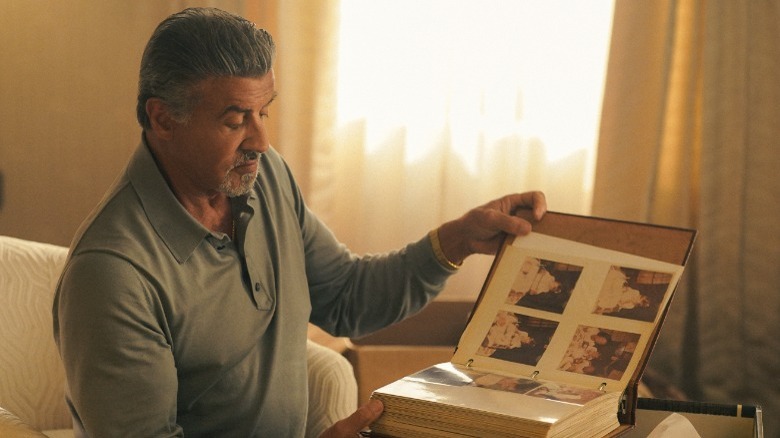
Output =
[
  {"x1": 506, "y1": 191, "x2": 547, "y2": 220},
  {"x1": 436, "y1": 191, "x2": 547, "y2": 262},
  {"x1": 351, "y1": 399, "x2": 384, "y2": 427},
  {"x1": 528, "y1": 191, "x2": 547, "y2": 220},
  {"x1": 321, "y1": 399, "x2": 384, "y2": 438}
]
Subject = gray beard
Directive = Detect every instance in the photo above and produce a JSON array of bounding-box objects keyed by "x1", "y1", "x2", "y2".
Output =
[
  {"x1": 220, "y1": 151, "x2": 261, "y2": 197},
  {"x1": 219, "y1": 170, "x2": 258, "y2": 197}
]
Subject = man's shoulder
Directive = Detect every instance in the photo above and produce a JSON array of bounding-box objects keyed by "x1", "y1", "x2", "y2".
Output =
[{"x1": 70, "y1": 179, "x2": 162, "y2": 265}]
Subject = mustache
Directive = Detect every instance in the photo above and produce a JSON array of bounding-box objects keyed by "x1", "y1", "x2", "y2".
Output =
[{"x1": 235, "y1": 150, "x2": 262, "y2": 165}]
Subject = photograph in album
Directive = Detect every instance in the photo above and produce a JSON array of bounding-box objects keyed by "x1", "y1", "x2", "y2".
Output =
[
  {"x1": 592, "y1": 266, "x2": 675, "y2": 322},
  {"x1": 557, "y1": 326, "x2": 640, "y2": 380},
  {"x1": 476, "y1": 311, "x2": 557, "y2": 366},
  {"x1": 503, "y1": 257, "x2": 582, "y2": 314}
]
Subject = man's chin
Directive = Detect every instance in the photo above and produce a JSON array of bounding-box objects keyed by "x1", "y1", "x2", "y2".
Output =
[{"x1": 220, "y1": 173, "x2": 257, "y2": 197}]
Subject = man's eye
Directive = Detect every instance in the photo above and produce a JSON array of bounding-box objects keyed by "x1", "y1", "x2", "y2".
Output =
[{"x1": 225, "y1": 121, "x2": 242, "y2": 130}]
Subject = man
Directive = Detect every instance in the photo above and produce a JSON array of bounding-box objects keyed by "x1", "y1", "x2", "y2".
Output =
[{"x1": 53, "y1": 7, "x2": 546, "y2": 437}]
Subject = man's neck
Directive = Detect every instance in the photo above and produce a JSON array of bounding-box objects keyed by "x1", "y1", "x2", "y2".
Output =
[
  {"x1": 144, "y1": 133, "x2": 233, "y2": 235},
  {"x1": 179, "y1": 194, "x2": 234, "y2": 237}
]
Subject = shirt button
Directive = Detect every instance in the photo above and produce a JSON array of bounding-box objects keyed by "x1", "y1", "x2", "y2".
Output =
[{"x1": 254, "y1": 282, "x2": 261, "y2": 292}]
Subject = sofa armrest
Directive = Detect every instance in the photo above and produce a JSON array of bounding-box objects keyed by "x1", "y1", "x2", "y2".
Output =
[
  {"x1": 305, "y1": 340, "x2": 357, "y2": 438},
  {"x1": 0, "y1": 407, "x2": 48, "y2": 438}
]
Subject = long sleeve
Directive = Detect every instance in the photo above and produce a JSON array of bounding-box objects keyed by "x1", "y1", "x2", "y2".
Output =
[
  {"x1": 302, "y1": 210, "x2": 456, "y2": 338},
  {"x1": 55, "y1": 252, "x2": 182, "y2": 437}
]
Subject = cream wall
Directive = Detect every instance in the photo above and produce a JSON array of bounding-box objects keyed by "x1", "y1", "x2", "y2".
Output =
[
  {"x1": 1, "y1": 2, "x2": 156, "y2": 245},
  {"x1": 0, "y1": 1, "x2": 252, "y2": 246}
]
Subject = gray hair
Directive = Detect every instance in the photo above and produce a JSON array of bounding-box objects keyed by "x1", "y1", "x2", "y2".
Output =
[{"x1": 136, "y1": 7, "x2": 275, "y2": 129}]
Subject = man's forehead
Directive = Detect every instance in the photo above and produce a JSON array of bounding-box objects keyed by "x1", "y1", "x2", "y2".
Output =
[{"x1": 196, "y1": 73, "x2": 276, "y2": 108}]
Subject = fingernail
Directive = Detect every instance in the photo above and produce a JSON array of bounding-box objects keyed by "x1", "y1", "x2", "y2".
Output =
[{"x1": 368, "y1": 399, "x2": 384, "y2": 414}]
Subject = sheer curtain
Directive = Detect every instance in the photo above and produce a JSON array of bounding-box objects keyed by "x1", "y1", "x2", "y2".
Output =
[
  {"x1": 593, "y1": 1, "x2": 780, "y2": 435},
  {"x1": 304, "y1": 1, "x2": 614, "y2": 298}
]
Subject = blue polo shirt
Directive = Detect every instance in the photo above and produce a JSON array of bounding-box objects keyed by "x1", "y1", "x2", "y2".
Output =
[{"x1": 53, "y1": 140, "x2": 454, "y2": 437}]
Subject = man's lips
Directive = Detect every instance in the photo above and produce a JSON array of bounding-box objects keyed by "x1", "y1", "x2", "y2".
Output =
[{"x1": 233, "y1": 160, "x2": 258, "y2": 174}]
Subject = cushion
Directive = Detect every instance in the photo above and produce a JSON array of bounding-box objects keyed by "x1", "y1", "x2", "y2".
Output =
[
  {"x1": 305, "y1": 340, "x2": 358, "y2": 438},
  {"x1": 0, "y1": 406, "x2": 48, "y2": 437},
  {"x1": 0, "y1": 236, "x2": 71, "y2": 431}
]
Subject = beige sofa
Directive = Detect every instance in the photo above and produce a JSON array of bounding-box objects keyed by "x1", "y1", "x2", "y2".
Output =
[{"x1": 0, "y1": 236, "x2": 357, "y2": 437}]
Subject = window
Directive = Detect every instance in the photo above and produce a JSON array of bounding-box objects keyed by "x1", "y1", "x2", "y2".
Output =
[
  {"x1": 336, "y1": 1, "x2": 614, "y2": 212},
  {"x1": 319, "y1": 1, "x2": 614, "y2": 279}
]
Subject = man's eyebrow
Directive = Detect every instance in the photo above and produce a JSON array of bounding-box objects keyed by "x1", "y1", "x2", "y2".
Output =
[
  {"x1": 263, "y1": 92, "x2": 278, "y2": 109},
  {"x1": 220, "y1": 93, "x2": 278, "y2": 117},
  {"x1": 221, "y1": 105, "x2": 252, "y2": 117}
]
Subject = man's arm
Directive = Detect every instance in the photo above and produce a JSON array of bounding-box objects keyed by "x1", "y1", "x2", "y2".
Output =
[
  {"x1": 55, "y1": 252, "x2": 182, "y2": 437},
  {"x1": 301, "y1": 210, "x2": 453, "y2": 339}
]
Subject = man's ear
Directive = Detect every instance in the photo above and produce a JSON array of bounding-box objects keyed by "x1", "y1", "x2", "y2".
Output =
[{"x1": 145, "y1": 98, "x2": 175, "y2": 140}]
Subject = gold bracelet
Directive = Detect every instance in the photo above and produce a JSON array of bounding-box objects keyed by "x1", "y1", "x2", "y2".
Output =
[{"x1": 429, "y1": 229, "x2": 461, "y2": 270}]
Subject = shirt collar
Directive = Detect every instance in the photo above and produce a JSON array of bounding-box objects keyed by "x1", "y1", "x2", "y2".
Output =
[{"x1": 125, "y1": 139, "x2": 210, "y2": 263}]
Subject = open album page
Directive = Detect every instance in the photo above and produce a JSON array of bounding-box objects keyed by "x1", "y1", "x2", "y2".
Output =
[{"x1": 450, "y1": 232, "x2": 685, "y2": 397}]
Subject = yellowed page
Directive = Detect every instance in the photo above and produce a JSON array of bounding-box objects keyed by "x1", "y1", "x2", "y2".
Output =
[{"x1": 451, "y1": 232, "x2": 684, "y2": 394}]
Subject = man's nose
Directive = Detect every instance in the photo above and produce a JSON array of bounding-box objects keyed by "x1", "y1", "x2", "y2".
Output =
[{"x1": 243, "y1": 114, "x2": 270, "y2": 153}]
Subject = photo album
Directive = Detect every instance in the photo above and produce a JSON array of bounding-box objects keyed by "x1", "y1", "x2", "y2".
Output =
[{"x1": 369, "y1": 212, "x2": 696, "y2": 438}]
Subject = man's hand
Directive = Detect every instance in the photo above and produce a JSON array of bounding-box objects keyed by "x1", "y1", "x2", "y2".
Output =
[
  {"x1": 437, "y1": 191, "x2": 547, "y2": 265},
  {"x1": 319, "y1": 399, "x2": 384, "y2": 438}
]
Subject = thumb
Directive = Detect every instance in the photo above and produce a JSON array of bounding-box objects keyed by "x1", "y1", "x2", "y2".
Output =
[{"x1": 320, "y1": 399, "x2": 384, "y2": 438}]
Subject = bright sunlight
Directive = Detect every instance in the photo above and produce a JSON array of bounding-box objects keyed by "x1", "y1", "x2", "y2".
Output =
[{"x1": 336, "y1": 1, "x2": 614, "y2": 169}]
